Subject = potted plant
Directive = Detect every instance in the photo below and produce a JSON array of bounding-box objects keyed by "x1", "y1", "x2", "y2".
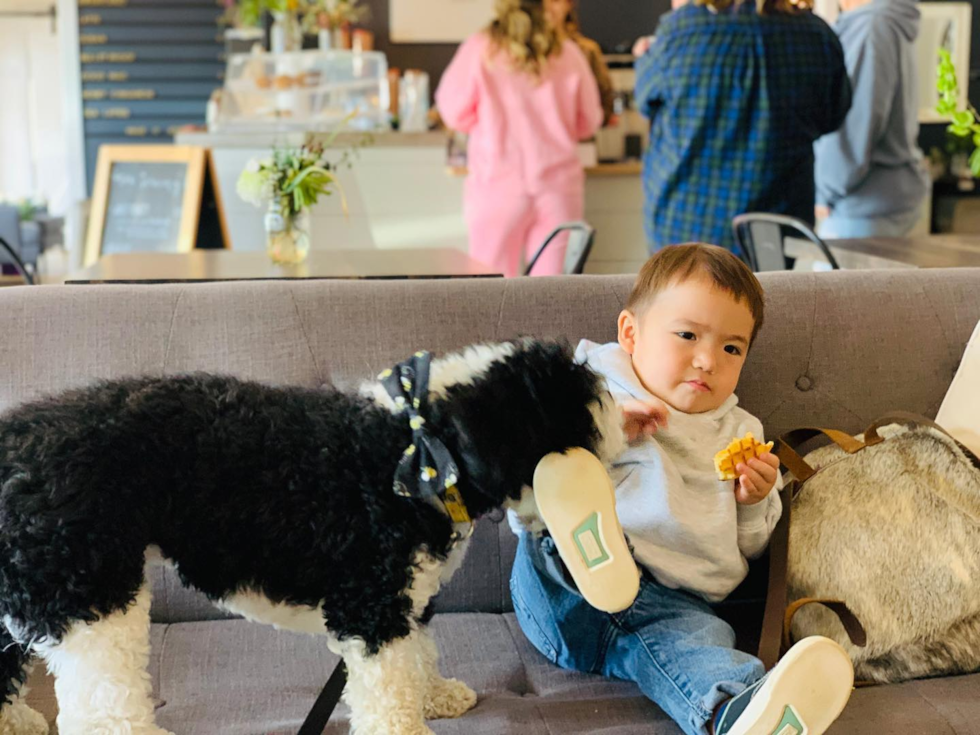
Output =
[
  {"x1": 301, "y1": 0, "x2": 369, "y2": 50},
  {"x1": 224, "y1": 0, "x2": 302, "y2": 52},
  {"x1": 937, "y1": 47, "x2": 980, "y2": 177}
]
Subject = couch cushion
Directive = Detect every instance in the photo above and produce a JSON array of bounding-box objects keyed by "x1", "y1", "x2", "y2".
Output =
[
  {"x1": 741, "y1": 269, "x2": 980, "y2": 438},
  {"x1": 24, "y1": 612, "x2": 980, "y2": 734},
  {"x1": 148, "y1": 565, "x2": 237, "y2": 624},
  {"x1": 431, "y1": 515, "x2": 520, "y2": 615}
]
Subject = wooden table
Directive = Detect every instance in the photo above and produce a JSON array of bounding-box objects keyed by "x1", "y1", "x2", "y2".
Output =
[
  {"x1": 783, "y1": 234, "x2": 980, "y2": 270},
  {"x1": 826, "y1": 235, "x2": 980, "y2": 269},
  {"x1": 67, "y1": 248, "x2": 501, "y2": 284}
]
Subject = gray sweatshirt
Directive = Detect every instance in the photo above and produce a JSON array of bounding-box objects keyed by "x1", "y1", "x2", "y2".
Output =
[
  {"x1": 575, "y1": 341, "x2": 782, "y2": 603},
  {"x1": 814, "y1": 0, "x2": 929, "y2": 218}
]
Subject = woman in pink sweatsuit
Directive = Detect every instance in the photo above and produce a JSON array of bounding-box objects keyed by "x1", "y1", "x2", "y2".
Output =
[{"x1": 436, "y1": 0, "x2": 603, "y2": 277}]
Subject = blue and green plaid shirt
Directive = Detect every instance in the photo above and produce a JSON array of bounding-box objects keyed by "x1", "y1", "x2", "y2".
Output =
[{"x1": 636, "y1": 3, "x2": 851, "y2": 254}]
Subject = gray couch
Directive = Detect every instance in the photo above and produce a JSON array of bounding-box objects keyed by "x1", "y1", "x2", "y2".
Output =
[{"x1": 2, "y1": 268, "x2": 980, "y2": 734}]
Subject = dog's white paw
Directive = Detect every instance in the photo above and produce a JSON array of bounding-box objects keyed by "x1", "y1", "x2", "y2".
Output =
[
  {"x1": 0, "y1": 701, "x2": 49, "y2": 735},
  {"x1": 351, "y1": 722, "x2": 435, "y2": 735},
  {"x1": 423, "y1": 677, "x2": 477, "y2": 720}
]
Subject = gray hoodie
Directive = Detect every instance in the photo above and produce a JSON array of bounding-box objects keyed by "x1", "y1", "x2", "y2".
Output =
[
  {"x1": 814, "y1": 0, "x2": 929, "y2": 218},
  {"x1": 574, "y1": 340, "x2": 782, "y2": 603}
]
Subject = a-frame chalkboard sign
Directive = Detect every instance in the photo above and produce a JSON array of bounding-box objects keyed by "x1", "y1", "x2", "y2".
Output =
[{"x1": 84, "y1": 144, "x2": 229, "y2": 266}]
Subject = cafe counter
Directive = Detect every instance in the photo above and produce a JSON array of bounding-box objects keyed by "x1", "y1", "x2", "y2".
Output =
[{"x1": 175, "y1": 129, "x2": 649, "y2": 274}]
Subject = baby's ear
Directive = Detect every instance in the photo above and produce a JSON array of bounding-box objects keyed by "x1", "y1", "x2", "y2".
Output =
[{"x1": 617, "y1": 310, "x2": 638, "y2": 355}]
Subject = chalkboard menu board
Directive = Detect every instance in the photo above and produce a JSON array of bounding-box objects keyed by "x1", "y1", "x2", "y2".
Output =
[
  {"x1": 101, "y1": 162, "x2": 188, "y2": 255},
  {"x1": 84, "y1": 145, "x2": 228, "y2": 265},
  {"x1": 77, "y1": 0, "x2": 226, "y2": 194}
]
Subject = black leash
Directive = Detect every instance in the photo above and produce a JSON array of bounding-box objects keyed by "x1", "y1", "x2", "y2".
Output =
[{"x1": 297, "y1": 662, "x2": 347, "y2": 735}]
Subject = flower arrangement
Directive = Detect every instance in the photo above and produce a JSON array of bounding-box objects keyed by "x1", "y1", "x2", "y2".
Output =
[
  {"x1": 237, "y1": 143, "x2": 340, "y2": 217},
  {"x1": 300, "y1": 0, "x2": 369, "y2": 33},
  {"x1": 937, "y1": 47, "x2": 980, "y2": 177}
]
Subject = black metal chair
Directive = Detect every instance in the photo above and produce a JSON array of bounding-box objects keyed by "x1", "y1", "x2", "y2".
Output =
[
  {"x1": 731, "y1": 213, "x2": 840, "y2": 272},
  {"x1": 524, "y1": 221, "x2": 596, "y2": 276}
]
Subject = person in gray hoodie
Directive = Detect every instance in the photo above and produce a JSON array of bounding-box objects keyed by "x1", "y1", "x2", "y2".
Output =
[{"x1": 814, "y1": 0, "x2": 930, "y2": 237}]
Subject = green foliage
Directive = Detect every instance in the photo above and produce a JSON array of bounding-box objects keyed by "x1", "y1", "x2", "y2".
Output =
[
  {"x1": 272, "y1": 146, "x2": 336, "y2": 216},
  {"x1": 236, "y1": 0, "x2": 289, "y2": 27},
  {"x1": 1, "y1": 198, "x2": 44, "y2": 222},
  {"x1": 937, "y1": 48, "x2": 980, "y2": 177}
]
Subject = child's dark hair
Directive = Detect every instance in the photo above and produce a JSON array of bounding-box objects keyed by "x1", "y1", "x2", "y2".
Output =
[{"x1": 625, "y1": 243, "x2": 766, "y2": 345}]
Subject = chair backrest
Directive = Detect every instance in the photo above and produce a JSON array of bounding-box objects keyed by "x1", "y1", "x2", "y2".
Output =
[
  {"x1": 0, "y1": 235, "x2": 35, "y2": 285},
  {"x1": 732, "y1": 213, "x2": 840, "y2": 272},
  {"x1": 0, "y1": 206, "x2": 34, "y2": 285},
  {"x1": 524, "y1": 221, "x2": 596, "y2": 276},
  {"x1": 0, "y1": 205, "x2": 22, "y2": 253}
]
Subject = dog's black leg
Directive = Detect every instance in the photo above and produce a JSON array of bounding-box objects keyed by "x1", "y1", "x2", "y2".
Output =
[
  {"x1": 0, "y1": 624, "x2": 48, "y2": 733},
  {"x1": 0, "y1": 625, "x2": 31, "y2": 706}
]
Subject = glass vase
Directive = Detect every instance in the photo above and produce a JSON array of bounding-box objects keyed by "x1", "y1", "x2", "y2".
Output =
[
  {"x1": 264, "y1": 205, "x2": 310, "y2": 265},
  {"x1": 318, "y1": 27, "x2": 344, "y2": 50}
]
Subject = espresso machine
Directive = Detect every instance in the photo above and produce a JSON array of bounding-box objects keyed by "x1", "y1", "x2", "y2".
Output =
[{"x1": 594, "y1": 55, "x2": 650, "y2": 163}]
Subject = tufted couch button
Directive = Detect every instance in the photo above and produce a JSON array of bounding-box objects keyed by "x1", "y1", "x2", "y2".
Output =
[{"x1": 795, "y1": 375, "x2": 813, "y2": 392}]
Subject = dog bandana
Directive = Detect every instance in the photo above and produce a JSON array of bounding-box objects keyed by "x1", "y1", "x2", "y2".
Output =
[{"x1": 379, "y1": 351, "x2": 471, "y2": 524}]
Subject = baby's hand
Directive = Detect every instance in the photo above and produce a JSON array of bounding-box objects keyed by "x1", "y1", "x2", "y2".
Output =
[
  {"x1": 621, "y1": 399, "x2": 668, "y2": 443},
  {"x1": 734, "y1": 452, "x2": 780, "y2": 505}
]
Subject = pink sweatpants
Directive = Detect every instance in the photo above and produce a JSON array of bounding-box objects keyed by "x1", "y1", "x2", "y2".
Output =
[{"x1": 464, "y1": 180, "x2": 585, "y2": 278}]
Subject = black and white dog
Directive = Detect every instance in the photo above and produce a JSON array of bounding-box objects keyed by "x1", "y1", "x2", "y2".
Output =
[{"x1": 0, "y1": 339, "x2": 626, "y2": 735}]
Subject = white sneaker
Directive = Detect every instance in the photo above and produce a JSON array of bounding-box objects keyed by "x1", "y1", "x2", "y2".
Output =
[
  {"x1": 713, "y1": 636, "x2": 854, "y2": 735},
  {"x1": 533, "y1": 448, "x2": 640, "y2": 613}
]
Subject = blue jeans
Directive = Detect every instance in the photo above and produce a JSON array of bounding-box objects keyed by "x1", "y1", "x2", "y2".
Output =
[{"x1": 510, "y1": 532, "x2": 764, "y2": 735}]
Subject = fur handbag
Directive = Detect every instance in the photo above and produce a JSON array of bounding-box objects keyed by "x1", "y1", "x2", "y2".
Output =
[{"x1": 759, "y1": 412, "x2": 980, "y2": 684}]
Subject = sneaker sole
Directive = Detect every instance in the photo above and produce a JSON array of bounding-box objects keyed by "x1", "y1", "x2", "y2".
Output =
[
  {"x1": 727, "y1": 636, "x2": 854, "y2": 735},
  {"x1": 534, "y1": 448, "x2": 640, "y2": 613}
]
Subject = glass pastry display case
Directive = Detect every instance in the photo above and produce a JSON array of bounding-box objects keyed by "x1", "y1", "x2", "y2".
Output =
[{"x1": 214, "y1": 49, "x2": 389, "y2": 132}]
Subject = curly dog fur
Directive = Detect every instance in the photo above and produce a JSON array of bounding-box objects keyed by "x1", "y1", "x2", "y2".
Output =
[{"x1": 0, "y1": 339, "x2": 624, "y2": 734}]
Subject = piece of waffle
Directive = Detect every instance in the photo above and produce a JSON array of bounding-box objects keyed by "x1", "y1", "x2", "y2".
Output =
[{"x1": 714, "y1": 432, "x2": 774, "y2": 480}]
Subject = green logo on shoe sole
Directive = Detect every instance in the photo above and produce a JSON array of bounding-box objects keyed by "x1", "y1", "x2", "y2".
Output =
[
  {"x1": 771, "y1": 704, "x2": 807, "y2": 735},
  {"x1": 572, "y1": 512, "x2": 610, "y2": 568}
]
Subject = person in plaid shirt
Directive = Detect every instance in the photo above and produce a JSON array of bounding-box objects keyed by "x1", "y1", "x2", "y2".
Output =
[{"x1": 635, "y1": 0, "x2": 851, "y2": 255}]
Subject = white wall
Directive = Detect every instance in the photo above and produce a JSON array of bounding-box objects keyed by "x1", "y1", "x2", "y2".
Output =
[{"x1": 0, "y1": 0, "x2": 67, "y2": 213}]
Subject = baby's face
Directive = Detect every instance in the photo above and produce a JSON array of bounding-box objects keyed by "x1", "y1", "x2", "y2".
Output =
[{"x1": 618, "y1": 275, "x2": 754, "y2": 414}]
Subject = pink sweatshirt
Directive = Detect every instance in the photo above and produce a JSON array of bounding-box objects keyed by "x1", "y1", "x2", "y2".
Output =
[{"x1": 436, "y1": 33, "x2": 603, "y2": 196}]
